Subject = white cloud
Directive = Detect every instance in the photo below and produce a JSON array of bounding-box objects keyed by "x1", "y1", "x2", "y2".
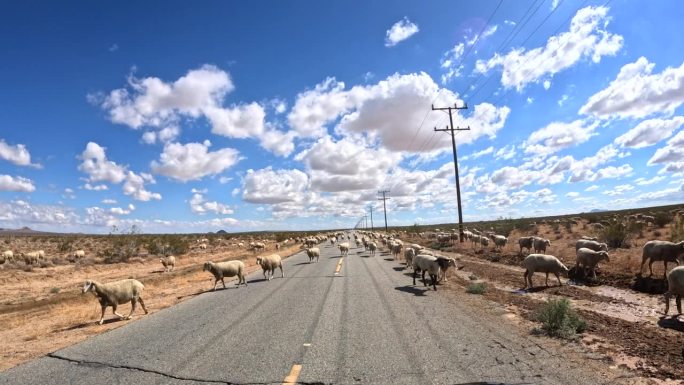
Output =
[
  {"x1": 615, "y1": 117, "x2": 684, "y2": 148},
  {"x1": 0, "y1": 175, "x2": 35, "y2": 192},
  {"x1": 543, "y1": 80, "x2": 551, "y2": 90},
  {"x1": 385, "y1": 17, "x2": 419, "y2": 47},
  {"x1": 122, "y1": 171, "x2": 162, "y2": 201},
  {"x1": 580, "y1": 57, "x2": 684, "y2": 119},
  {"x1": 585, "y1": 185, "x2": 599, "y2": 191},
  {"x1": 440, "y1": 43, "x2": 465, "y2": 84},
  {"x1": 151, "y1": 140, "x2": 240, "y2": 182},
  {"x1": 551, "y1": 0, "x2": 560, "y2": 9},
  {"x1": 83, "y1": 183, "x2": 108, "y2": 191},
  {"x1": 566, "y1": 191, "x2": 580, "y2": 198},
  {"x1": 219, "y1": 177, "x2": 232, "y2": 184},
  {"x1": 242, "y1": 167, "x2": 309, "y2": 204},
  {"x1": 0, "y1": 200, "x2": 78, "y2": 227},
  {"x1": 258, "y1": 128, "x2": 297, "y2": 157},
  {"x1": 476, "y1": 6, "x2": 622, "y2": 91},
  {"x1": 504, "y1": 20, "x2": 516, "y2": 26},
  {"x1": 635, "y1": 176, "x2": 665, "y2": 185},
  {"x1": 463, "y1": 146, "x2": 494, "y2": 161},
  {"x1": 526, "y1": 97, "x2": 534, "y2": 104},
  {"x1": 558, "y1": 94, "x2": 569, "y2": 106},
  {"x1": 648, "y1": 129, "x2": 684, "y2": 166},
  {"x1": 110, "y1": 204, "x2": 135, "y2": 215},
  {"x1": 205, "y1": 102, "x2": 266, "y2": 139},
  {"x1": 102, "y1": 199, "x2": 117, "y2": 205},
  {"x1": 603, "y1": 184, "x2": 634, "y2": 196},
  {"x1": 494, "y1": 145, "x2": 516, "y2": 160},
  {"x1": 0, "y1": 139, "x2": 40, "y2": 168},
  {"x1": 189, "y1": 193, "x2": 233, "y2": 215},
  {"x1": 141, "y1": 126, "x2": 180, "y2": 145},
  {"x1": 524, "y1": 120, "x2": 598, "y2": 155}
]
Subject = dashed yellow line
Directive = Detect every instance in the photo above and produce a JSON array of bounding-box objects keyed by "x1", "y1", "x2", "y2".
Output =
[
  {"x1": 282, "y1": 364, "x2": 302, "y2": 384},
  {"x1": 334, "y1": 257, "x2": 344, "y2": 275}
]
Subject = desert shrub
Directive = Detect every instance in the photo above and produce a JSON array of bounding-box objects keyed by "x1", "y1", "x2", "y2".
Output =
[
  {"x1": 57, "y1": 239, "x2": 73, "y2": 253},
  {"x1": 468, "y1": 274, "x2": 478, "y2": 280},
  {"x1": 600, "y1": 221, "x2": 630, "y2": 249},
  {"x1": 654, "y1": 230, "x2": 662, "y2": 237},
  {"x1": 488, "y1": 254, "x2": 501, "y2": 262},
  {"x1": 628, "y1": 221, "x2": 645, "y2": 235},
  {"x1": 585, "y1": 214, "x2": 601, "y2": 224},
  {"x1": 563, "y1": 221, "x2": 573, "y2": 232},
  {"x1": 653, "y1": 212, "x2": 673, "y2": 228},
  {"x1": 535, "y1": 298, "x2": 586, "y2": 339},
  {"x1": 466, "y1": 282, "x2": 486, "y2": 294},
  {"x1": 145, "y1": 235, "x2": 190, "y2": 256},
  {"x1": 671, "y1": 217, "x2": 684, "y2": 242},
  {"x1": 50, "y1": 287, "x2": 60, "y2": 294},
  {"x1": 551, "y1": 222, "x2": 560, "y2": 232},
  {"x1": 493, "y1": 218, "x2": 520, "y2": 237}
]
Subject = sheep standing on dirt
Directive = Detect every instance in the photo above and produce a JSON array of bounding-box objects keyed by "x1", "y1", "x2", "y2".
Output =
[
  {"x1": 523, "y1": 254, "x2": 569, "y2": 289},
  {"x1": 256, "y1": 254, "x2": 284, "y2": 281},
  {"x1": 72, "y1": 250, "x2": 86, "y2": 260},
  {"x1": 664, "y1": 266, "x2": 684, "y2": 315},
  {"x1": 339, "y1": 242, "x2": 350, "y2": 257},
  {"x1": 404, "y1": 248, "x2": 415, "y2": 269},
  {"x1": 640, "y1": 240, "x2": 684, "y2": 278},
  {"x1": 576, "y1": 248, "x2": 609, "y2": 278},
  {"x1": 203, "y1": 260, "x2": 247, "y2": 289},
  {"x1": 491, "y1": 235, "x2": 507, "y2": 251},
  {"x1": 21, "y1": 251, "x2": 41, "y2": 265},
  {"x1": 518, "y1": 237, "x2": 534, "y2": 254},
  {"x1": 306, "y1": 247, "x2": 320, "y2": 263},
  {"x1": 81, "y1": 279, "x2": 149, "y2": 325},
  {"x1": 391, "y1": 242, "x2": 402, "y2": 260},
  {"x1": 1, "y1": 250, "x2": 13, "y2": 263},
  {"x1": 199, "y1": 243, "x2": 208, "y2": 250},
  {"x1": 575, "y1": 239, "x2": 608, "y2": 252},
  {"x1": 435, "y1": 256, "x2": 457, "y2": 282},
  {"x1": 368, "y1": 242, "x2": 377, "y2": 257},
  {"x1": 160, "y1": 255, "x2": 176, "y2": 272},
  {"x1": 533, "y1": 237, "x2": 551, "y2": 254},
  {"x1": 412, "y1": 254, "x2": 441, "y2": 291}
]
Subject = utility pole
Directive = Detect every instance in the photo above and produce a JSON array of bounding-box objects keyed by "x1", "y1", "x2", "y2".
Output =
[
  {"x1": 433, "y1": 103, "x2": 470, "y2": 242},
  {"x1": 363, "y1": 215, "x2": 368, "y2": 230},
  {"x1": 378, "y1": 190, "x2": 390, "y2": 233},
  {"x1": 368, "y1": 204, "x2": 374, "y2": 231}
]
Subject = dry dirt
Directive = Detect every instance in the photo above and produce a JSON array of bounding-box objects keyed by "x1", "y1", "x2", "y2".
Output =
[
  {"x1": 397, "y1": 220, "x2": 684, "y2": 383},
  {"x1": 0, "y1": 239, "x2": 302, "y2": 372}
]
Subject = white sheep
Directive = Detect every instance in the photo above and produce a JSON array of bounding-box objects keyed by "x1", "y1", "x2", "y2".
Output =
[
  {"x1": 72, "y1": 250, "x2": 86, "y2": 259},
  {"x1": 339, "y1": 242, "x2": 350, "y2": 257},
  {"x1": 306, "y1": 247, "x2": 320, "y2": 263},
  {"x1": 21, "y1": 251, "x2": 41, "y2": 265},
  {"x1": 518, "y1": 236, "x2": 534, "y2": 254},
  {"x1": 391, "y1": 242, "x2": 402, "y2": 260},
  {"x1": 523, "y1": 254, "x2": 569, "y2": 289},
  {"x1": 412, "y1": 254, "x2": 441, "y2": 291},
  {"x1": 404, "y1": 248, "x2": 415, "y2": 269},
  {"x1": 160, "y1": 255, "x2": 176, "y2": 272},
  {"x1": 256, "y1": 254, "x2": 284, "y2": 281},
  {"x1": 576, "y1": 248, "x2": 609, "y2": 278},
  {"x1": 664, "y1": 266, "x2": 684, "y2": 315},
  {"x1": 580, "y1": 236, "x2": 598, "y2": 241},
  {"x1": 640, "y1": 240, "x2": 684, "y2": 278},
  {"x1": 491, "y1": 235, "x2": 507, "y2": 251},
  {"x1": 435, "y1": 256, "x2": 457, "y2": 282},
  {"x1": 199, "y1": 243, "x2": 208, "y2": 250},
  {"x1": 368, "y1": 242, "x2": 377, "y2": 257},
  {"x1": 2, "y1": 250, "x2": 13, "y2": 263},
  {"x1": 238, "y1": 242, "x2": 245, "y2": 248},
  {"x1": 82, "y1": 279, "x2": 149, "y2": 325},
  {"x1": 203, "y1": 260, "x2": 247, "y2": 290},
  {"x1": 575, "y1": 239, "x2": 608, "y2": 252},
  {"x1": 533, "y1": 237, "x2": 551, "y2": 254},
  {"x1": 37, "y1": 250, "x2": 46, "y2": 259}
]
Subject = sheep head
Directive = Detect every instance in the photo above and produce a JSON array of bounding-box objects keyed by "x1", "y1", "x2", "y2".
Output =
[
  {"x1": 82, "y1": 280, "x2": 96, "y2": 294},
  {"x1": 256, "y1": 257, "x2": 264, "y2": 265},
  {"x1": 202, "y1": 262, "x2": 213, "y2": 272},
  {"x1": 600, "y1": 251, "x2": 610, "y2": 262}
]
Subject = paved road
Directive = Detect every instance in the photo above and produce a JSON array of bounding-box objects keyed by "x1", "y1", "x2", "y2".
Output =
[{"x1": 1, "y1": 235, "x2": 609, "y2": 384}]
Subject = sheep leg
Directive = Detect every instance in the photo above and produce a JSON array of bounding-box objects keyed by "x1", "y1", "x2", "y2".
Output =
[
  {"x1": 98, "y1": 306, "x2": 106, "y2": 325},
  {"x1": 640, "y1": 257, "x2": 648, "y2": 275},
  {"x1": 663, "y1": 260, "x2": 669, "y2": 279},
  {"x1": 212, "y1": 278, "x2": 219, "y2": 291},
  {"x1": 280, "y1": 264, "x2": 284, "y2": 278},
  {"x1": 431, "y1": 274, "x2": 437, "y2": 291},
  {"x1": 648, "y1": 260, "x2": 655, "y2": 277},
  {"x1": 664, "y1": 292, "x2": 671, "y2": 315},
  {"x1": 126, "y1": 299, "x2": 137, "y2": 320},
  {"x1": 523, "y1": 271, "x2": 529, "y2": 289},
  {"x1": 113, "y1": 304, "x2": 126, "y2": 319},
  {"x1": 413, "y1": 269, "x2": 418, "y2": 286},
  {"x1": 555, "y1": 272, "x2": 562, "y2": 286},
  {"x1": 138, "y1": 296, "x2": 149, "y2": 314},
  {"x1": 545, "y1": 272, "x2": 549, "y2": 287},
  {"x1": 422, "y1": 270, "x2": 427, "y2": 287},
  {"x1": 221, "y1": 277, "x2": 226, "y2": 289},
  {"x1": 677, "y1": 295, "x2": 682, "y2": 315}
]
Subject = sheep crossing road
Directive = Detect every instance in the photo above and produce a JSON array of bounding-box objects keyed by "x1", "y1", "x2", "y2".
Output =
[{"x1": 1, "y1": 239, "x2": 608, "y2": 384}]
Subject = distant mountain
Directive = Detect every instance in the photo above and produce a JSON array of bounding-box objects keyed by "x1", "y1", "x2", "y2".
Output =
[
  {"x1": 589, "y1": 209, "x2": 607, "y2": 213},
  {"x1": 0, "y1": 227, "x2": 59, "y2": 235},
  {"x1": 216, "y1": 230, "x2": 228, "y2": 235}
]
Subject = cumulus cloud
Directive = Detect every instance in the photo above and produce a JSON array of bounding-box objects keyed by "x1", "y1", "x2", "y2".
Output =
[
  {"x1": 78, "y1": 142, "x2": 161, "y2": 201},
  {"x1": 242, "y1": 167, "x2": 309, "y2": 204},
  {"x1": 151, "y1": 140, "x2": 240, "y2": 182},
  {"x1": 635, "y1": 176, "x2": 665, "y2": 185},
  {"x1": 0, "y1": 200, "x2": 78, "y2": 227},
  {"x1": 0, "y1": 139, "x2": 40, "y2": 168},
  {"x1": 647, "y1": 129, "x2": 684, "y2": 169},
  {"x1": 385, "y1": 17, "x2": 419, "y2": 47},
  {"x1": 189, "y1": 193, "x2": 233, "y2": 215},
  {"x1": 615, "y1": 117, "x2": 684, "y2": 148},
  {"x1": 0, "y1": 175, "x2": 35, "y2": 192},
  {"x1": 566, "y1": 191, "x2": 580, "y2": 198},
  {"x1": 524, "y1": 120, "x2": 598, "y2": 155},
  {"x1": 476, "y1": 6, "x2": 622, "y2": 91},
  {"x1": 603, "y1": 184, "x2": 634, "y2": 196},
  {"x1": 585, "y1": 185, "x2": 599, "y2": 191},
  {"x1": 110, "y1": 204, "x2": 135, "y2": 215},
  {"x1": 102, "y1": 199, "x2": 117, "y2": 204},
  {"x1": 580, "y1": 57, "x2": 684, "y2": 119},
  {"x1": 494, "y1": 145, "x2": 516, "y2": 160},
  {"x1": 463, "y1": 146, "x2": 494, "y2": 161}
]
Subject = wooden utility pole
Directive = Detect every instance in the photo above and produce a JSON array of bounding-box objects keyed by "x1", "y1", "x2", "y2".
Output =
[
  {"x1": 433, "y1": 103, "x2": 470, "y2": 242},
  {"x1": 378, "y1": 190, "x2": 390, "y2": 233}
]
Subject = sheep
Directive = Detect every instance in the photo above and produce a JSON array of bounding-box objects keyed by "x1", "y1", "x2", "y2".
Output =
[
  {"x1": 575, "y1": 239, "x2": 608, "y2": 252},
  {"x1": 409, "y1": 243, "x2": 424, "y2": 254},
  {"x1": 491, "y1": 235, "x2": 507, "y2": 251},
  {"x1": 339, "y1": 242, "x2": 350, "y2": 257},
  {"x1": 160, "y1": 255, "x2": 176, "y2": 272},
  {"x1": 37, "y1": 250, "x2": 46, "y2": 259},
  {"x1": 435, "y1": 256, "x2": 457, "y2": 282},
  {"x1": 81, "y1": 279, "x2": 149, "y2": 325},
  {"x1": 580, "y1": 236, "x2": 598, "y2": 241},
  {"x1": 533, "y1": 237, "x2": 551, "y2": 254},
  {"x1": 253, "y1": 242, "x2": 265, "y2": 251},
  {"x1": 518, "y1": 236, "x2": 534, "y2": 254},
  {"x1": 412, "y1": 254, "x2": 441, "y2": 291},
  {"x1": 404, "y1": 248, "x2": 415, "y2": 269},
  {"x1": 238, "y1": 242, "x2": 245, "y2": 248},
  {"x1": 480, "y1": 236, "x2": 489, "y2": 248},
  {"x1": 391, "y1": 242, "x2": 402, "y2": 260},
  {"x1": 368, "y1": 242, "x2": 377, "y2": 257},
  {"x1": 305, "y1": 247, "x2": 320, "y2": 263},
  {"x1": 203, "y1": 260, "x2": 247, "y2": 290},
  {"x1": 522, "y1": 254, "x2": 569, "y2": 289},
  {"x1": 640, "y1": 240, "x2": 684, "y2": 278},
  {"x1": 199, "y1": 243, "x2": 208, "y2": 250},
  {"x1": 576, "y1": 248, "x2": 609, "y2": 278},
  {"x1": 2, "y1": 250, "x2": 13, "y2": 263},
  {"x1": 256, "y1": 254, "x2": 284, "y2": 281},
  {"x1": 21, "y1": 251, "x2": 41, "y2": 265},
  {"x1": 664, "y1": 266, "x2": 684, "y2": 315},
  {"x1": 275, "y1": 243, "x2": 281, "y2": 251}
]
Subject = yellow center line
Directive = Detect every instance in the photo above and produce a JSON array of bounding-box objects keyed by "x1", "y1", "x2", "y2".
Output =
[
  {"x1": 282, "y1": 364, "x2": 302, "y2": 385},
  {"x1": 334, "y1": 257, "x2": 344, "y2": 275}
]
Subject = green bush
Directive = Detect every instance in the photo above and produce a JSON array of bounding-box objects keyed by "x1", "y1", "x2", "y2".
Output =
[
  {"x1": 600, "y1": 221, "x2": 629, "y2": 249},
  {"x1": 671, "y1": 217, "x2": 684, "y2": 242},
  {"x1": 466, "y1": 282, "x2": 486, "y2": 294},
  {"x1": 653, "y1": 212, "x2": 673, "y2": 228},
  {"x1": 50, "y1": 287, "x2": 60, "y2": 294},
  {"x1": 535, "y1": 298, "x2": 587, "y2": 339}
]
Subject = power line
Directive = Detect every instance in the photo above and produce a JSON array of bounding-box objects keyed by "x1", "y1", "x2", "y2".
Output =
[{"x1": 368, "y1": 204, "x2": 374, "y2": 231}]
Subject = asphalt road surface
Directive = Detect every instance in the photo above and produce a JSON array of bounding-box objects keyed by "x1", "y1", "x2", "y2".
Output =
[{"x1": 1, "y1": 236, "x2": 609, "y2": 384}]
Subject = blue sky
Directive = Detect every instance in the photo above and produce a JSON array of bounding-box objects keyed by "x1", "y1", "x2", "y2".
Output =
[{"x1": 1, "y1": 0, "x2": 683, "y2": 233}]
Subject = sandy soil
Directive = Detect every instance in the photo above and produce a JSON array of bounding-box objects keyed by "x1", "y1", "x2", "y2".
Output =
[{"x1": 0, "y1": 239, "x2": 302, "y2": 372}]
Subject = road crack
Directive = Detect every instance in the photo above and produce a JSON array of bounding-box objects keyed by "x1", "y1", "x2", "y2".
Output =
[{"x1": 47, "y1": 353, "x2": 325, "y2": 384}]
